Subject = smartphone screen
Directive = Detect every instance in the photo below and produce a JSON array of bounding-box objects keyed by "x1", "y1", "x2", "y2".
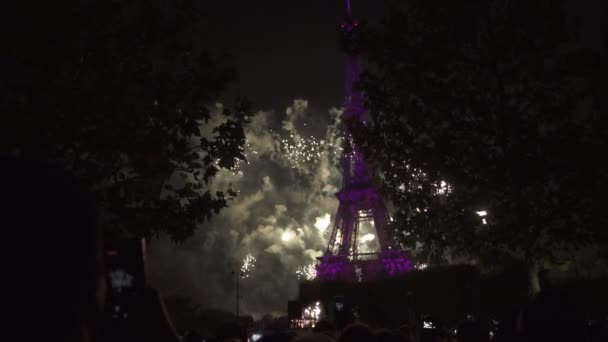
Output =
[{"x1": 104, "y1": 238, "x2": 146, "y2": 322}]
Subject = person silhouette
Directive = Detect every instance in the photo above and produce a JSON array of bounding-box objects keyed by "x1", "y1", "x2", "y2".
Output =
[
  {"x1": 2, "y1": 157, "x2": 105, "y2": 342},
  {"x1": 1, "y1": 157, "x2": 180, "y2": 342},
  {"x1": 520, "y1": 288, "x2": 584, "y2": 342},
  {"x1": 339, "y1": 323, "x2": 376, "y2": 342}
]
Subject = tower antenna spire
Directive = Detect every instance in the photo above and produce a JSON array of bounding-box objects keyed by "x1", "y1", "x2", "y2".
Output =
[{"x1": 316, "y1": 0, "x2": 412, "y2": 282}]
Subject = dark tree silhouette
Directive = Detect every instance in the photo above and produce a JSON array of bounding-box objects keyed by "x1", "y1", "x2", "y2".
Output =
[
  {"x1": 354, "y1": 0, "x2": 607, "y2": 293},
  {"x1": 1, "y1": 0, "x2": 251, "y2": 242}
]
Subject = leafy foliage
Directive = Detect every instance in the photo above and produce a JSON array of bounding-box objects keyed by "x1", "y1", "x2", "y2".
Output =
[
  {"x1": 1, "y1": 0, "x2": 250, "y2": 242},
  {"x1": 355, "y1": 0, "x2": 607, "y2": 271}
]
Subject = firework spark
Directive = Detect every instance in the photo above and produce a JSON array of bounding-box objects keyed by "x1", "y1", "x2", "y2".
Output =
[
  {"x1": 356, "y1": 242, "x2": 375, "y2": 254},
  {"x1": 303, "y1": 301, "x2": 322, "y2": 321},
  {"x1": 296, "y1": 263, "x2": 317, "y2": 281},
  {"x1": 278, "y1": 133, "x2": 330, "y2": 171},
  {"x1": 314, "y1": 213, "x2": 331, "y2": 234},
  {"x1": 226, "y1": 142, "x2": 255, "y2": 177},
  {"x1": 240, "y1": 253, "x2": 256, "y2": 278},
  {"x1": 435, "y1": 180, "x2": 452, "y2": 195},
  {"x1": 219, "y1": 131, "x2": 334, "y2": 177}
]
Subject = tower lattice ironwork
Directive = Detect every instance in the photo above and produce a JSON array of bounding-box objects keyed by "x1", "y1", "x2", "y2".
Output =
[{"x1": 316, "y1": 0, "x2": 411, "y2": 281}]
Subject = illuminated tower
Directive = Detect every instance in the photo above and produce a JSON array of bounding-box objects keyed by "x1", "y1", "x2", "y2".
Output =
[{"x1": 316, "y1": 1, "x2": 411, "y2": 281}]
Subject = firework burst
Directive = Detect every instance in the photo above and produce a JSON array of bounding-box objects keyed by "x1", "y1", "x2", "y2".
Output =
[
  {"x1": 278, "y1": 133, "x2": 325, "y2": 170},
  {"x1": 240, "y1": 253, "x2": 256, "y2": 279},
  {"x1": 296, "y1": 263, "x2": 317, "y2": 281}
]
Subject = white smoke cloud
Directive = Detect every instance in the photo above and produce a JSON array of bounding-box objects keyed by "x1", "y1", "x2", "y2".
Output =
[
  {"x1": 147, "y1": 99, "x2": 342, "y2": 318},
  {"x1": 282, "y1": 99, "x2": 308, "y2": 131}
]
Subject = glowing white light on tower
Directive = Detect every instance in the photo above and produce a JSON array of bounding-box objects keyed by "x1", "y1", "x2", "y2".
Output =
[
  {"x1": 360, "y1": 233, "x2": 376, "y2": 243},
  {"x1": 240, "y1": 254, "x2": 256, "y2": 278},
  {"x1": 314, "y1": 213, "x2": 331, "y2": 233}
]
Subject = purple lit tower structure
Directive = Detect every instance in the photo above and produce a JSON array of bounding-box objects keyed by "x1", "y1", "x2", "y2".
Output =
[{"x1": 316, "y1": 1, "x2": 412, "y2": 282}]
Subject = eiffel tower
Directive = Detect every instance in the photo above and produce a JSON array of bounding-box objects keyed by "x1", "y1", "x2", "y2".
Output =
[{"x1": 316, "y1": 0, "x2": 411, "y2": 282}]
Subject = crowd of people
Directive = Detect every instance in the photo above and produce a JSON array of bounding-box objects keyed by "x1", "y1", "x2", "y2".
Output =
[
  {"x1": 3, "y1": 159, "x2": 606, "y2": 342},
  {"x1": 176, "y1": 285, "x2": 608, "y2": 342},
  {"x1": 179, "y1": 309, "x2": 607, "y2": 342}
]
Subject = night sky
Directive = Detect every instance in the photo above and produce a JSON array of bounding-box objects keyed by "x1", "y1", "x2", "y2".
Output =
[
  {"x1": 203, "y1": 0, "x2": 387, "y2": 112},
  {"x1": 146, "y1": 0, "x2": 607, "y2": 318}
]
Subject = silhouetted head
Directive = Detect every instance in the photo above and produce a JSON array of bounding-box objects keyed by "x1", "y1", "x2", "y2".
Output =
[
  {"x1": 216, "y1": 321, "x2": 245, "y2": 342},
  {"x1": 294, "y1": 333, "x2": 336, "y2": 342},
  {"x1": 420, "y1": 329, "x2": 442, "y2": 342},
  {"x1": 259, "y1": 332, "x2": 296, "y2": 342},
  {"x1": 339, "y1": 323, "x2": 376, "y2": 342},
  {"x1": 456, "y1": 320, "x2": 487, "y2": 342},
  {"x1": 314, "y1": 320, "x2": 336, "y2": 335},
  {"x1": 185, "y1": 329, "x2": 204, "y2": 342},
  {"x1": 376, "y1": 329, "x2": 410, "y2": 342},
  {"x1": 1, "y1": 157, "x2": 104, "y2": 341}
]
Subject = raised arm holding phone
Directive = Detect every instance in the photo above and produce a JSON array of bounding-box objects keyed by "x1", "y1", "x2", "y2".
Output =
[{"x1": 2, "y1": 158, "x2": 179, "y2": 342}]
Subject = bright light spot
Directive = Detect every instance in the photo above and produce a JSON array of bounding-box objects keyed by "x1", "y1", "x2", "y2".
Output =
[
  {"x1": 355, "y1": 266, "x2": 363, "y2": 283},
  {"x1": 296, "y1": 263, "x2": 317, "y2": 280},
  {"x1": 476, "y1": 210, "x2": 487, "y2": 217},
  {"x1": 302, "y1": 301, "x2": 322, "y2": 322},
  {"x1": 314, "y1": 213, "x2": 331, "y2": 233},
  {"x1": 109, "y1": 269, "x2": 134, "y2": 292},
  {"x1": 278, "y1": 133, "x2": 331, "y2": 171},
  {"x1": 415, "y1": 263, "x2": 428, "y2": 270},
  {"x1": 251, "y1": 334, "x2": 262, "y2": 342},
  {"x1": 482, "y1": 218, "x2": 487, "y2": 225},
  {"x1": 360, "y1": 233, "x2": 376, "y2": 243},
  {"x1": 240, "y1": 254, "x2": 256, "y2": 278},
  {"x1": 436, "y1": 180, "x2": 452, "y2": 195},
  {"x1": 282, "y1": 231, "x2": 295, "y2": 242}
]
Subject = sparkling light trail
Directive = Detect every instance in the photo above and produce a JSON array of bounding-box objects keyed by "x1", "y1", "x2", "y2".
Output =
[
  {"x1": 278, "y1": 133, "x2": 326, "y2": 170},
  {"x1": 435, "y1": 180, "x2": 452, "y2": 195},
  {"x1": 240, "y1": 253, "x2": 256, "y2": 279},
  {"x1": 303, "y1": 301, "x2": 322, "y2": 322},
  {"x1": 296, "y1": 263, "x2": 317, "y2": 281}
]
